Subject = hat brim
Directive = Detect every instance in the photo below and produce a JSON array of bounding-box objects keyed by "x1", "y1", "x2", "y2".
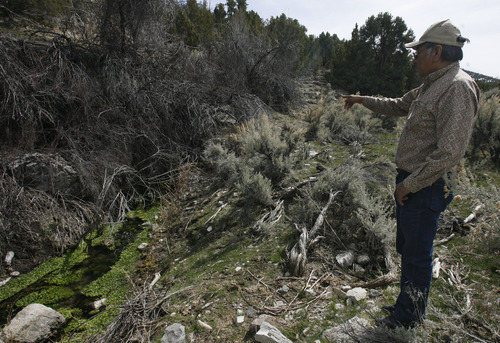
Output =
[{"x1": 405, "y1": 41, "x2": 423, "y2": 48}]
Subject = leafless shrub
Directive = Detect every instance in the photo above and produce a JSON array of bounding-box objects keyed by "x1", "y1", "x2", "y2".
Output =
[
  {"x1": 213, "y1": 13, "x2": 301, "y2": 112},
  {"x1": 469, "y1": 94, "x2": 500, "y2": 165},
  {"x1": 0, "y1": 170, "x2": 94, "y2": 273},
  {"x1": 0, "y1": 29, "x2": 214, "y2": 269}
]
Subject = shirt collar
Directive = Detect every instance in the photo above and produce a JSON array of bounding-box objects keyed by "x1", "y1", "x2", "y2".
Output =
[{"x1": 424, "y1": 62, "x2": 460, "y2": 84}]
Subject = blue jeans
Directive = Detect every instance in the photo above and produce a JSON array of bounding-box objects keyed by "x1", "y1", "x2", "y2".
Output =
[{"x1": 393, "y1": 170, "x2": 453, "y2": 324}]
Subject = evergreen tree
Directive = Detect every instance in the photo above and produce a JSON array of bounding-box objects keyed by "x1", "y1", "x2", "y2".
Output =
[
  {"x1": 328, "y1": 13, "x2": 417, "y2": 96},
  {"x1": 317, "y1": 32, "x2": 342, "y2": 69},
  {"x1": 359, "y1": 12, "x2": 415, "y2": 96},
  {"x1": 213, "y1": 3, "x2": 227, "y2": 24},
  {"x1": 174, "y1": 0, "x2": 215, "y2": 46},
  {"x1": 173, "y1": 10, "x2": 200, "y2": 46},
  {"x1": 246, "y1": 10, "x2": 264, "y2": 33},
  {"x1": 236, "y1": 0, "x2": 247, "y2": 12},
  {"x1": 226, "y1": 0, "x2": 237, "y2": 17}
]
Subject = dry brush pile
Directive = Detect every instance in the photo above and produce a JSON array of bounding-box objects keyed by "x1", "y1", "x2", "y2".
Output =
[{"x1": 0, "y1": 0, "x2": 301, "y2": 273}]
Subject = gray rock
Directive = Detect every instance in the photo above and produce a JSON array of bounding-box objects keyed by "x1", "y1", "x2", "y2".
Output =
[
  {"x1": 246, "y1": 306, "x2": 257, "y2": 318},
  {"x1": 322, "y1": 316, "x2": 372, "y2": 342},
  {"x1": 92, "y1": 298, "x2": 107, "y2": 310},
  {"x1": 250, "y1": 314, "x2": 277, "y2": 333},
  {"x1": 346, "y1": 287, "x2": 367, "y2": 302},
  {"x1": 356, "y1": 254, "x2": 370, "y2": 266},
  {"x1": 369, "y1": 289, "x2": 382, "y2": 298},
  {"x1": 0, "y1": 278, "x2": 11, "y2": 287},
  {"x1": 336, "y1": 251, "x2": 355, "y2": 268},
  {"x1": 161, "y1": 323, "x2": 186, "y2": 343},
  {"x1": 353, "y1": 264, "x2": 365, "y2": 273},
  {"x1": 1, "y1": 304, "x2": 65, "y2": 343},
  {"x1": 255, "y1": 321, "x2": 293, "y2": 343},
  {"x1": 277, "y1": 285, "x2": 290, "y2": 295},
  {"x1": 4, "y1": 251, "x2": 14, "y2": 266}
]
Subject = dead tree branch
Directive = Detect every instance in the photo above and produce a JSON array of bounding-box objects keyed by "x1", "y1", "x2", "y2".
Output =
[{"x1": 288, "y1": 190, "x2": 340, "y2": 276}]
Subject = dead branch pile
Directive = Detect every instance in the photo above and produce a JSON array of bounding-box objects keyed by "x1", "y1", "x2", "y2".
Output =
[{"x1": 88, "y1": 279, "x2": 192, "y2": 343}]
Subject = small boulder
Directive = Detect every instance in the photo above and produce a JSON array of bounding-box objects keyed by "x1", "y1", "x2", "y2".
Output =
[
  {"x1": 346, "y1": 287, "x2": 367, "y2": 302},
  {"x1": 1, "y1": 304, "x2": 65, "y2": 343},
  {"x1": 250, "y1": 314, "x2": 277, "y2": 333},
  {"x1": 161, "y1": 323, "x2": 186, "y2": 343},
  {"x1": 369, "y1": 289, "x2": 382, "y2": 298},
  {"x1": 356, "y1": 254, "x2": 370, "y2": 266},
  {"x1": 4, "y1": 251, "x2": 14, "y2": 266},
  {"x1": 336, "y1": 251, "x2": 355, "y2": 268},
  {"x1": 246, "y1": 306, "x2": 257, "y2": 318},
  {"x1": 277, "y1": 285, "x2": 290, "y2": 295},
  {"x1": 255, "y1": 321, "x2": 293, "y2": 343},
  {"x1": 235, "y1": 316, "x2": 245, "y2": 325}
]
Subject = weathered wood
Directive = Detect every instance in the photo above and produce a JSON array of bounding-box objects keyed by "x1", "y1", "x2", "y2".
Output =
[{"x1": 288, "y1": 190, "x2": 340, "y2": 276}]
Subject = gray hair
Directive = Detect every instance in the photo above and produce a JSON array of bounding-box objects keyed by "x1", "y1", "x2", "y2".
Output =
[{"x1": 424, "y1": 42, "x2": 463, "y2": 62}]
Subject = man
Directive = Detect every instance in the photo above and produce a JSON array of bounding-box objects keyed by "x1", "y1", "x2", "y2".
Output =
[{"x1": 342, "y1": 19, "x2": 480, "y2": 329}]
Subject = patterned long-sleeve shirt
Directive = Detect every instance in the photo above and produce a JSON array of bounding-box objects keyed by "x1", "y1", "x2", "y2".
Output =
[{"x1": 362, "y1": 62, "x2": 480, "y2": 193}]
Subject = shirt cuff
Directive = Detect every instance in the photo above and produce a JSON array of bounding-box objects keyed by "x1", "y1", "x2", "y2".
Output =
[{"x1": 402, "y1": 176, "x2": 420, "y2": 194}]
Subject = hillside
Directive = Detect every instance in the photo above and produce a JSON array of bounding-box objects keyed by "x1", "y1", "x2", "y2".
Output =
[
  {"x1": 465, "y1": 70, "x2": 499, "y2": 83},
  {"x1": 1, "y1": 72, "x2": 499, "y2": 343}
]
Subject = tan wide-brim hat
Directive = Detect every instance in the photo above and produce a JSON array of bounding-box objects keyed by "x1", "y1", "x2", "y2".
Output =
[{"x1": 406, "y1": 19, "x2": 468, "y2": 48}]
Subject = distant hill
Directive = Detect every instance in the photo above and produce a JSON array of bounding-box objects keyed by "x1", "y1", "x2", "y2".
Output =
[{"x1": 464, "y1": 70, "x2": 499, "y2": 83}]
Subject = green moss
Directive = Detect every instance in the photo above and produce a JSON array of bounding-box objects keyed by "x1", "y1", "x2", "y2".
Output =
[
  {"x1": 15, "y1": 285, "x2": 74, "y2": 307},
  {"x1": 83, "y1": 229, "x2": 148, "y2": 298},
  {"x1": 472, "y1": 169, "x2": 500, "y2": 189},
  {"x1": 128, "y1": 205, "x2": 160, "y2": 222},
  {"x1": 76, "y1": 228, "x2": 151, "y2": 333},
  {"x1": 90, "y1": 223, "x2": 122, "y2": 249},
  {"x1": 364, "y1": 132, "x2": 398, "y2": 160},
  {"x1": 0, "y1": 241, "x2": 88, "y2": 303},
  {"x1": 45, "y1": 269, "x2": 85, "y2": 286},
  {"x1": 270, "y1": 247, "x2": 285, "y2": 264}
]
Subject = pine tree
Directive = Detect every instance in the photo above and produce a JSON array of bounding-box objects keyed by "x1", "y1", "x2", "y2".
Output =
[{"x1": 327, "y1": 13, "x2": 417, "y2": 96}]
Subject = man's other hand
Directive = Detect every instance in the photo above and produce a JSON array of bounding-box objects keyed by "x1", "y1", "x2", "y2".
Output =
[{"x1": 396, "y1": 182, "x2": 410, "y2": 206}]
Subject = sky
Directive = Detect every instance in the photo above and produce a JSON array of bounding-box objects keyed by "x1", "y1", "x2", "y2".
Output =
[{"x1": 245, "y1": 0, "x2": 500, "y2": 78}]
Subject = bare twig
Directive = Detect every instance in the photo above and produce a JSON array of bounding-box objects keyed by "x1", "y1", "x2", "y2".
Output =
[{"x1": 434, "y1": 233, "x2": 455, "y2": 246}]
